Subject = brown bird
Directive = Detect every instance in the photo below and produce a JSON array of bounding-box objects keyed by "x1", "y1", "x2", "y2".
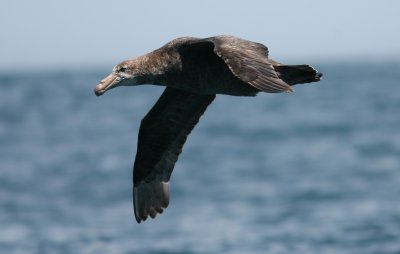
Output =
[{"x1": 94, "y1": 35, "x2": 322, "y2": 223}]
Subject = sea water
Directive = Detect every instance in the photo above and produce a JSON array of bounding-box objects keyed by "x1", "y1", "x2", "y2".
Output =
[{"x1": 1, "y1": 62, "x2": 400, "y2": 254}]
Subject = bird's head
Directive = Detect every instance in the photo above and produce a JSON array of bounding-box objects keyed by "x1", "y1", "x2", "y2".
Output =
[{"x1": 95, "y1": 60, "x2": 143, "y2": 96}]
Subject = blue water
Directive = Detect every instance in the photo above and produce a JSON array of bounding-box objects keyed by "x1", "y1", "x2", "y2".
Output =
[{"x1": 1, "y1": 62, "x2": 400, "y2": 254}]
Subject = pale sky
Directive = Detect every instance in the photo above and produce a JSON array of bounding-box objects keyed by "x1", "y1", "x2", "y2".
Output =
[{"x1": 1, "y1": 0, "x2": 399, "y2": 71}]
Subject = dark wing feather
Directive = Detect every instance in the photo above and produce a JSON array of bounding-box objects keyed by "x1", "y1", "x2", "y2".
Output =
[
  {"x1": 202, "y1": 36, "x2": 293, "y2": 93},
  {"x1": 133, "y1": 87, "x2": 215, "y2": 223}
]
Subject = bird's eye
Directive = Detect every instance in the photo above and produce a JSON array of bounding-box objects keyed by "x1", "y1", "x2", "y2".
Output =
[{"x1": 119, "y1": 67, "x2": 127, "y2": 72}]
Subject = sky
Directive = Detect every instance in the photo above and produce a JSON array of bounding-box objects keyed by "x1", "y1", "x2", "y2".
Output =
[{"x1": 1, "y1": 0, "x2": 399, "y2": 71}]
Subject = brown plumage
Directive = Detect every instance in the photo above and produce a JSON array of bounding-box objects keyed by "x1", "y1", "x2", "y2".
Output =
[{"x1": 94, "y1": 35, "x2": 322, "y2": 223}]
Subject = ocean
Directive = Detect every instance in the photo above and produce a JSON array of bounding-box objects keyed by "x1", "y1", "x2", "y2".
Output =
[{"x1": 1, "y1": 62, "x2": 400, "y2": 254}]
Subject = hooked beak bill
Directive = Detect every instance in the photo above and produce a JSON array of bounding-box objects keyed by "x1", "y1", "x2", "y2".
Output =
[{"x1": 94, "y1": 74, "x2": 120, "y2": 96}]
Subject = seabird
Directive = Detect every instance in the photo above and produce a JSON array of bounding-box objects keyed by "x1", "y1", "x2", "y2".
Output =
[{"x1": 95, "y1": 35, "x2": 322, "y2": 223}]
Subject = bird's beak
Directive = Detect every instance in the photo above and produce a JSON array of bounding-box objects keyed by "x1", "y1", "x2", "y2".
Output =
[{"x1": 94, "y1": 74, "x2": 120, "y2": 96}]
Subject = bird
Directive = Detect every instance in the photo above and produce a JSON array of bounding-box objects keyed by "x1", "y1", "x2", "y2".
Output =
[{"x1": 94, "y1": 35, "x2": 322, "y2": 223}]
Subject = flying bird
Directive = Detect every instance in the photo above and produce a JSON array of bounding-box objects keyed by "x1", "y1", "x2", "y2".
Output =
[{"x1": 95, "y1": 35, "x2": 322, "y2": 223}]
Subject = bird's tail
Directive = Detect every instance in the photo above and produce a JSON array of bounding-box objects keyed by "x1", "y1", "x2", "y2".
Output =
[{"x1": 274, "y1": 64, "x2": 322, "y2": 86}]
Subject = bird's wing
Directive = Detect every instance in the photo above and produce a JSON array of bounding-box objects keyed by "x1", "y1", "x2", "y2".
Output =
[
  {"x1": 133, "y1": 87, "x2": 215, "y2": 223},
  {"x1": 210, "y1": 36, "x2": 293, "y2": 93},
  {"x1": 182, "y1": 36, "x2": 292, "y2": 93}
]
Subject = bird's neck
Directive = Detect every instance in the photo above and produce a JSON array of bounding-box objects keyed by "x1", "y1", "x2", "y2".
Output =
[{"x1": 135, "y1": 49, "x2": 181, "y2": 85}]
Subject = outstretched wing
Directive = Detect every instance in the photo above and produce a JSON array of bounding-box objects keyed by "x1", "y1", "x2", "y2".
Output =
[
  {"x1": 180, "y1": 35, "x2": 293, "y2": 93},
  {"x1": 133, "y1": 87, "x2": 215, "y2": 223},
  {"x1": 209, "y1": 36, "x2": 293, "y2": 93}
]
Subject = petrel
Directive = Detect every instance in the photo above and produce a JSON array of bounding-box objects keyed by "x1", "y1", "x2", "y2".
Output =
[{"x1": 95, "y1": 35, "x2": 322, "y2": 223}]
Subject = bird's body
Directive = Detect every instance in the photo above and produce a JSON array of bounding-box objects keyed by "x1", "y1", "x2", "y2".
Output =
[
  {"x1": 160, "y1": 37, "x2": 261, "y2": 96},
  {"x1": 95, "y1": 35, "x2": 322, "y2": 223}
]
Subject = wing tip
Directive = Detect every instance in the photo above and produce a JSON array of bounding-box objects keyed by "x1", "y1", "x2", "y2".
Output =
[{"x1": 134, "y1": 181, "x2": 170, "y2": 223}]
